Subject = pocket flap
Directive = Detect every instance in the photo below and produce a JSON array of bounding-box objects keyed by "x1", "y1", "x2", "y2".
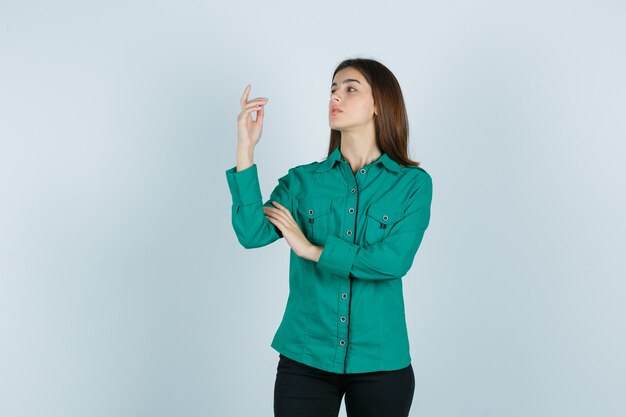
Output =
[
  {"x1": 298, "y1": 198, "x2": 332, "y2": 219},
  {"x1": 366, "y1": 204, "x2": 403, "y2": 225}
]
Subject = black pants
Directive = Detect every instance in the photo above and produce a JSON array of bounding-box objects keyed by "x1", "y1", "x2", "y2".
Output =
[{"x1": 274, "y1": 354, "x2": 415, "y2": 417}]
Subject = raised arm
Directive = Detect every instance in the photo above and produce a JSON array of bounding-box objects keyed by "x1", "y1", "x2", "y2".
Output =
[{"x1": 226, "y1": 84, "x2": 287, "y2": 249}]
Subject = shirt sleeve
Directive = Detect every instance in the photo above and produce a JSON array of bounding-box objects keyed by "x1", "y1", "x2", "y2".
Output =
[
  {"x1": 225, "y1": 164, "x2": 293, "y2": 249},
  {"x1": 316, "y1": 173, "x2": 433, "y2": 280}
]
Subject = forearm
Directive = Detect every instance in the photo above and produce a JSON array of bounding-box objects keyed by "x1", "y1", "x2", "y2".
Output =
[
  {"x1": 302, "y1": 244, "x2": 323, "y2": 263},
  {"x1": 236, "y1": 145, "x2": 254, "y2": 172},
  {"x1": 226, "y1": 162, "x2": 294, "y2": 250},
  {"x1": 314, "y1": 230, "x2": 427, "y2": 281}
]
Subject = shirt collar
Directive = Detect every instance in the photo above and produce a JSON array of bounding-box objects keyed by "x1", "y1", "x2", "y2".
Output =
[{"x1": 315, "y1": 146, "x2": 403, "y2": 173}]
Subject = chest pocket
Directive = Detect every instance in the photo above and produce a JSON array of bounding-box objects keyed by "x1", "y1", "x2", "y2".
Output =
[
  {"x1": 364, "y1": 203, "x2": 404, "y2": 245},
  {"x1": 297, "y1": 198, "x2": 332, "y2": 245}
]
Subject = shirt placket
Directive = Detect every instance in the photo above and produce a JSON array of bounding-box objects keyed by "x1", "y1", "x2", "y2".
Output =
[{"x1": 337, "y1": 159, "x2": 369, "y2": 373}]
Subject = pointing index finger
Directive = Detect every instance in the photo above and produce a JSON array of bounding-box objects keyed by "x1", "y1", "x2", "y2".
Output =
[{"x1": 240, "y1": 84, "x2": 251, "y2": 108}]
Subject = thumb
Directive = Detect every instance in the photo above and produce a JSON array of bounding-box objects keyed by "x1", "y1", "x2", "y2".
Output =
[{"x1": 255, "y1": 105, "x2": 265, "y2": 125}]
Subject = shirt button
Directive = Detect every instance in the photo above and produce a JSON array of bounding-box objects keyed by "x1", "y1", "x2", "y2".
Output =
[
  {"x1": 340, "y1": 316, "x2": 346, "y2": 322},
  {"x1": 346, "y1": 230, "x2": 352, "y2": 236},
  {"x1": 339, "y1": 340, "x2": 345, "y2": 346},
  {"x1": 350, "y1": 188, "x2": 356, "y2": 193},
  {"x1": 308, "y1": 209, "x2": 314, "y2": 215},
  {"x1": 341, "y1": 293, "x2": 347, "y2": 299},
  {"x1": 360, "y1": 168, "x2": 366, "y2": 174},
  {"x1": 382, "y1": 214, "x2": 388, "y2": 221},
  {"x1": 348, "y1": 208, "x2": 354, "y2": 213}
]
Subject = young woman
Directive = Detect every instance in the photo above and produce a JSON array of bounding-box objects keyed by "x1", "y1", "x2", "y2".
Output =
[{"x1": 225, "y1": 58, "x2": 433, "y2": 417}]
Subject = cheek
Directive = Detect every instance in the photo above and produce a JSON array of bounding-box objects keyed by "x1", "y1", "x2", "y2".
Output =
[
  {"x1": 356, "y1": 97, "x2": 375, "y2": 111},
  {"x1": 357, "y1": 101, "x2": 376, "y2": 118}
]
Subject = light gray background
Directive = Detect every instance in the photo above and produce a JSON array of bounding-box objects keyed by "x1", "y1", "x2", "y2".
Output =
[{"x1": 1, "y1": 1, "x2": 625, "y2": 416}]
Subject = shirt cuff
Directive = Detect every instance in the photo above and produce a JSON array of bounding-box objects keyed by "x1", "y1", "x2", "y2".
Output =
[
  {"x1": 316, "y1": 236, "x2": 358, "y2": 279},
  {"x1": 225, "y1": 164, "x2": 263, "y2": 206}
]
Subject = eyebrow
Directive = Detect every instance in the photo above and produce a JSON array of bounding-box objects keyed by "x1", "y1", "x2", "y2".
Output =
[{"x1": 331, "y1": 79, "x2": 362, "y2": 87}]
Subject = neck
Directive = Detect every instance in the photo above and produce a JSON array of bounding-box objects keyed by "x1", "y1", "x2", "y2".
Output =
[
  {"x1": 339, "y1": 126, "x2": 381, "y2": 172},
  {"x1": 338, "y1": 118, "x2": 380, "y2": 169}
]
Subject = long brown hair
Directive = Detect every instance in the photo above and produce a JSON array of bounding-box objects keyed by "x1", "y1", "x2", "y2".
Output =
[{"x1": 328, "y1": 58, "x2": 420, "y2": 167}]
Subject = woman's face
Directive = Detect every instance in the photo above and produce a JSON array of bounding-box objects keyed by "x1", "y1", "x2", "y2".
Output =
[{"x1": 329, "y1": 67, "x2": 377, "y2": 132}]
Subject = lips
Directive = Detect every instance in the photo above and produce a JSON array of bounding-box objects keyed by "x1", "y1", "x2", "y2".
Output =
[{"x1": 330, "y1": 107, "x2": 343, "y2": 115}]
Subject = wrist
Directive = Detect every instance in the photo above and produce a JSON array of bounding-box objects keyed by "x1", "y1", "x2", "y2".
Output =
[
  {"x1": 235, "y1": 146, "x2": 255, "y2": 172},
  {"x1": 236, "y1": 144, "x2": 255, "y2": 157},
  {"x1": 305, "y1": 244, "x2": 323, "y2": 262}
]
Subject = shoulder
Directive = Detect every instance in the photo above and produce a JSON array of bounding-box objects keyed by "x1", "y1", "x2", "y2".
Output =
[
  {"x1": 274, "y1": 160, "x2": 323, "y2": 185},
  {"x1": 403, "y1": 164, "x2": 432, "y2": 187},
  {"x1": 288, "y1": 159, "x2": 326, "y2": 175},
  {"x1": 294, "y1": 160, "x2": 321, "y2": 171}
]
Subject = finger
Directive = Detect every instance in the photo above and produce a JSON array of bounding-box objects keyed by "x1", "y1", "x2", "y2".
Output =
[
  {"x1": 266, "y1": 204, "x2": 284, "y2": 215},
  {"x1": 238, "y1": 100, "x2": 267, "y2": 118},
  {"x1": 238, "y1": 103, "x2": 267, "y2": 121},
  {"x1": 240, "y1": 84, "x2": 251, "y2": 108},
  {"x1": 271, "y1": 201, "x2": 292, "y2": 217},
  {"x1": 256, "y1": 105, "x2": 265, "y2": 124},
  {"x1": 265, "y1": 211, "x2": 300, "y2": 237},
  {"x1": 240, "y1": 107, "x2": 265, "y2": 123},
  {"x1": 264, "y1": 215, "x2": 279, "y2": 229},
  {"x1": 264, "y1": 212, "x2": 284, "y2": 228},
  {"x1": 239, "y1": 88, "x2": 268, "y2": 110},
  {"x1": 242, "y1": 99, "x2": 268, "y2": 111},
  {"x1": 265, "y1": 213, "x2": 289, "y2": 230},
  {"x1": 264, "y1": 207, "x2": 288, "y2": 222},
  {"x1": 263, "y1": 206, "x2": 278, "y2": 216}
]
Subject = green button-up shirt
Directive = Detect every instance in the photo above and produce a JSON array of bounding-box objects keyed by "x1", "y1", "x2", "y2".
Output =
[{"x1": 225, "y1": 145, "x2": 433, "y2": 374}]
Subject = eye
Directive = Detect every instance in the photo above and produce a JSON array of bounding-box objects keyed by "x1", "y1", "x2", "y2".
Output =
[{"x1": 330, "y1": 87, "x2": 357, "y2": 94}]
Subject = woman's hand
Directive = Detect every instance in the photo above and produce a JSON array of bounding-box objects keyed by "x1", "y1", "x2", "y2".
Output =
[
  {"x1": 263, "y1": 201, "x2": 322, "y2": 261},
  {"x1": 237, "y1": 84, "x2": 268, "y2": 149}
]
